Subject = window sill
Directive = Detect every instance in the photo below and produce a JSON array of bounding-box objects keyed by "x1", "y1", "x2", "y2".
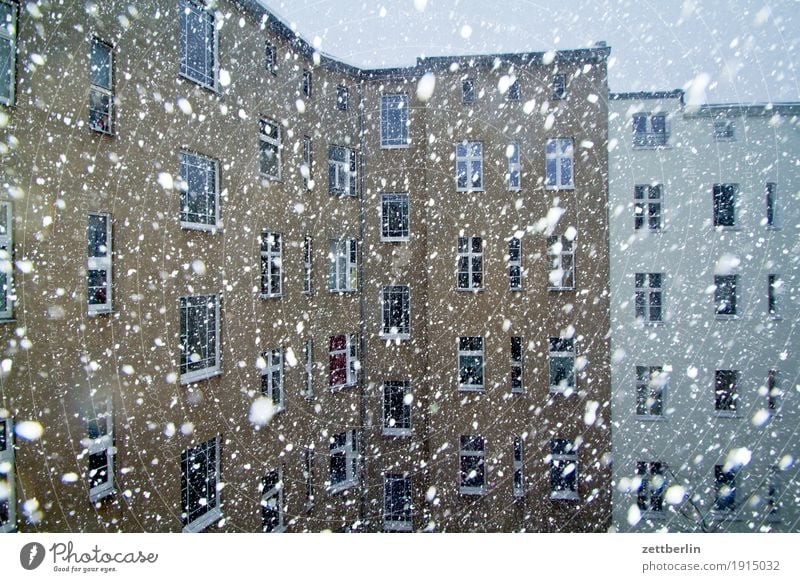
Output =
[
  {"x1": 182, "y1": 507, "x2": 222, "y2": 533},
  {"x1": 511, "y1": 388, "x2": 525, "y2": 395},
  {"x1": 180, "y1": 221, "x2": 221, "y2": 234},
  {"x1": 768, "y1": 315, "x2": 782, "y2": 321},
  {"x1": 89, "y1": 126, "x2": 115, "y2": 137},
  {"x1": 259, "y1": 174, "x2": 282, "y2": 183},
  {"x1": 329, "y1": 383, "x2": 357, "y2": 392},
  {"x1": 544, "y1": 185, "x2": 575, "y2": 191},
  {"x1": 328, "y1": 480, "x2": 357, "y2": 495},
  {"x1": 380, "y1": 237, "x2": 410, "y2": 243},
  {"x1": 631, "y1": 145, "x2": 671, "y2": 151},
  {"x1": 766, "y1": 226, "x2": 782, "y2": 231},
  {"x1": 0, "y1": 318, "x2": 17, "y2": 324},
  {"x1": 260, "y1": 293, "x2": 283, "y2": 300},
  {"x1": 455, "y1": 188, "x2": 485, "y2": 194},
  {"x1": 713, "y1": 411, "x2": 739, "y2": 419},
  {"x1": 383, "y1": 521, "x2": 413, "y2": 532},
  {"x1": 548, "y1": 287, "x2": 575, "y2": 292},
  {"x1": 88, "y1": 307, "x2": 114, "y2": 316},
  {"x1": 508, "y1": 187, "x2": 522, "y2": 193},
  {"x1": 380, "y1": 333, "x2": 410, "y2": 341},
  {"x1": 509, "y1": 287, "x2": 524, "y2": 292},
  {"x1": 549, "y1": 387, "x2": 575, "y2": 395},
  {"x1": 715, "y1": 314, "x2": 739, "y2": 321},
  {"x1": 635, "y1": 415, "x2": 666, "y2": 422},
  {"x1": 180, "y1": 369, "x2": 223, "y2": 385},
  {"x1": 380, "y1": 143, "x2": 411, "y2": 150},
  {"x1": 550, "y1": 491, "x2": 579, "y2": 501},
  {"x1": 454, "y1": 287, "x2": 485, "y2": 293},
  {"x1": 458, "y1": 386, "x2": 485, "y2": 393},
  {"x1": 459, "y1": 487, "x2": 485, "y2": 496},
  {"x1": 268, "y1": 525, "x2": 287, "y2": 533},
  {"x1": 382, "y1": 428, "x2": 413, "y2": 437},
  {"x1": 178, "y1": 73, "x2": 219, "y2": 95},
  {"x1": 713, "y1": 226, "x2": 741, "y2": 232},
  {"x1": 639, "y1": 510, "x2": 666, "y2": 520},
  {"x1": 329, "y1": 289, "x2": 357, "y2": 294},
  {"x1": 89, "y1": 484, "x2": 115, "y2": 503}
]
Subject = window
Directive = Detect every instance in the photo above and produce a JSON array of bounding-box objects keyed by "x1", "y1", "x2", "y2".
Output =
[
  {"x1": 384, "y1": 474, "x2": 412, "y2": 531},
  {"x1": 765, "y1": 466, "x2": 779, "y2": 517},
  {"x1": 552, "y1": 74, "x2": 567, "y2": 100},
  {"x1": 766, "y1": 370, "x2": 781, "y2": 415},
  {"x1": 180, "y1": 151, "x2": 220, "y2": 229},
  {"x1": 636, "y1": 461, "x2": 665, "y2": 514},
  {"x1": 0, "y1": 200, "x2": 14, "y2": 320},
  {"x1": 713, "y1": 119, "x2": 735, "y2": 141},
  {"x1": 462, "y1": 79, "x2": 475, "y2": 103},
  {"x1": 547, "y1": 235, "x2": 575, "y2": 290},
  {"x1": 303, "y1": 447, "x2": 314, "y2": 509},
  {"x1": 714, "y1": 370, "x2": 738, "y2": 415},
  {"x1": 89, "y1": 38, "x2": 113, "y2": 134},
  {"x1": 302, "y1": 69, "x2": 312, "y2": 98},
  {"x1": 303, "y1": 338, "x2": 313, "y2": 399},
  {"x1": 714, "y1": 465, "x2": 736, "y2": 511},
  {"x1": 264, "y1": 41, "x2": 277, "y2": 75},
  {"x1": 508, "y1": 237, "x2": 522, "y2": 291},
  {"x1": 507, "y1": 78, "x2": 520, "y2": 101},
  {"x1": 768, "y1": 274, "x2": 781, "y2": 317},
  {"x1": 328, "y1": 238, "x2": 358, "y2": 292},
  {"x1": 636, "y1": 366, "x2": 665, "y2": 418},
  {"x1": 336, "y1": 85, "x2": 348, "y2": 111},
  {"x1": 510, "y1": 336, "x2": 523, "y2": 393},
  {"x1": 632, "y1": 113, "x2": 668, "y2": 147},
  {"x1": 513, "y1": 437, "x2": 524, "y2": 497},
  {"x1": 329, "y1": 429, "x2": 357, "y2": 492},
  {"x1": 0, "y1": 417, "x2": 16, "y2": 532},
  {"x1": 459, "y1": 435, "x2": 485, "y2": 495},
  {"x1": 507, "y1": 143, "x2": 521, "y2": 191},
  {"x1": 179, "y1": 0, "x2": 217, "y2": 90},
  {"x1": 259, "y1": 119, "x2": 281, "y2": 180},
  {"x1": 302, "y1": 136, "x2": 312, "y2": 191},
  {"x1": 380, "y1": 94, "x2": 409, "y2": 148},
  {"x1": 381, "y1": 193, "x2": 410, "y2": 242},
  {"x1": 328, "y1": 145, "x2": 357, "y2": 196},
  {"x1": 87, "y1": 212, "x2": 112, "y2": 314},
  {"x1": 455, "y1": 141, "x2": 483, "y2": 192},
  {"x1": 714, "y1": 274, "x2": 738, "y2": 317},
  {"x1": 458, "y1": 336, "x2": 484, "y2": 391},
  {"x1": 260, "y1": 232, "x2": 282, "y2": 298},
  {"x1": 549, "y1": 337, "x2": 575, "y2": 394},
  {"x1": 328, "y1": 334, "x2": 357, "y2": 389},
  {"x1": 635, "y1": 273, "x2": 663, "y2": 323},
  {"x1": 303, "y1": 236, "x2": 313, "y2": 295},
  {"x1": 260, "y1": 469, "x2": 284, "y2": 532},
  {"x1": 712, "y1": 183, "x2": 737, "y2": 227},
  {"x1": 383, "y1": 381, "x2": 411, "y2": 436},
  {"x1": 181, "y1": 436, "x2": 221, "y2": 532},
  {"x1": 261, "y1": 348, "x2": 284, "y2": 412},
  {"x1": 179, "y1": 294, "x2": 220, "y2": 383},
  {"x1": 766, "y1": 182, "x2": 777, "y2": 227},
  {"x1": 550, "y1": 438, "x2": 578, "y2": 499},
  {"x1": 381, "y1": 285, "x2": 410, "y2": 339},
  {"x1": 86, "y1": 398, "x2": 114, "y2": 502},
  {"x1": 634, "y1": 184, "x2": 662, "y2": 230},
  {"x1": 545, "y1": 138, "x2": 574, "y2": 190},
  {"x1": 457, "y1": 236, "x2": 483, "y2": 290},
  {"x1": 0, "y1": 0, "x2": 18, "y2": 106}
]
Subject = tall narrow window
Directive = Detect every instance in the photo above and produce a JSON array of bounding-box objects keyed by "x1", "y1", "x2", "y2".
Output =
[
  {"x1": 462, "y1": 79, "x2": 475, "y2": 103},
  {"x1": 714, "y1": 465, "x2": 736, "y2": 511},
  {"x1": 180, "y1": 151, "x2": 220, "y2": 229},
  {"x1": 714, "y1": 370, "x2": 738, "y2": 415},
  {"x1": 303, "y1": 447, "x2": 314, "y2": 509},
  {"x1": 766, "y1": 370, "x2": 781, "y2": 415},
  {"x1": 510, "y1": 336, "x2": 524, "y2": 393},
  {"x1": 259, "y1": 119, "x2": 281, "y2": 180},
  {"x1": 261, "y1": 348, "x2": 284, "y2": 412},
  {"x1": 0, "y1": 200, "x2": 13, "y2": 320},
  {"x1": 260, "y1": 232, "x2": 282, "y2": 298},
  {"x1": 302, "y1": 136, "x2": 313, "y2": 190},
  {"x1": 457, "y1": 236, "x2": 483, "y2": 290},
  {"x1": 179, "y1": 0, "x2": 217, "y2": 90},
  {"x1": 381, "y1": 285, "x2": 410, "y2": 339},
  {"x1": 383, "y1": 380, "x2": 411, "y2": 436},
  {"x1": 302, "y1": 69, "x2": 312, "y2": 98},
  {"x1": 549, "y1": 337, "x2": 575, "y2": 394},
  {"x1": 634, "y1": 184, "x2": 662, "y2": 230},
  {"x1": 459, "y1": 435, "x2": 485, "y2": 494},
  {"x1": 328, "y1": 145, "x2": 357, "y2": 196},
  {"x1": 455, "y1": 142, "x2": 483, "y2": 192},
  {"x1": 264, "y1": 41, "x2": 277, "y2": 75},
  {"x1": 636, "y1": 366, "x2": 665, "y2": 418},
  {"x1": 513, "y1": 437, "x2": 524, "y2": 497},
  {"x1": 329, "y1": 334, "x2": 357, "y2": 389},
  {"x1": 303, "y1": 236, "x2": 313, "y2": 295},
  {"x1": 636, "y1": 461, "x2": 666, "y2": 513},
  {"x1": 545, "y1": 138, "x2": 574, "y2": 190},
  {"x1": 768, "y1": 274, "x2": 781, "y2": 317},
  {"x1": 88, "y1": 213, "x2": 112, "y2": 314},
  {"x1": 552, "y1": 74, "x2": 567, "y2": 100},
  {"x1": 507, "y1": 143, "x2": 521, "y2": 190},
  {"x1": 458, "y1": 336, "x2": 484, "y2": 391},
  {"x1": 766, "y1": 182, "x2": 777, "y2": 228},
  {"x1": 547, "y1": 235, "x2": 575, "y2": 290},
  {"x1": 381, "y1": 193, "x2": 410, "y2": 242},
  {"x1": 86, "y1": 398, "x2": 114, "y2": 502},
  {"x1": 179, "y1": 294, "x2": 220, "y2": 383},
  {"x1": 714, "y1": 274, "x2": 738, "y2": 317},
  {"x1": 506, "y1": 78, "x2": 520, "y2": 101},
  {"x1": 550, "y1": 438, "x2": 578, "y2": 499},
  {"x1": 336, "y1": 85, "x2": 348, "y2": 111},
  {"x1": 303, "y1": 338, "x2": 314, "y2": 399},
  {"x1": 380, "y1": 94, "x2": 409, "y2": 148},
  {"x1": 635, "y1": 273, "x2": 663, "y2": 323},
  {"x1": 713, "y1": 183, "x2": 737, "y2": 227},
  {"x1": 508, "y1": 237, "x2": 522, "y2": 290},
  {"x1": 383, "y1": 474, "x2": 412, "y2": 531},
  {"x1": 89, "y1": 38, "x2": 113, "y2": 134},
  {"x1": 0, "y1": 417, "x2": 16, "y2": 532},
  {"x1": 0, "y1": 0, "x2": 18, "y2": 105},
  {"x1": 260, "y1": 469, "x2": 285, "y2": 532},
  {"x1": 328, "y1": 238, "x2": 357, "y2": 292},
  {"x1": 181, "y1": 436, "x2": 221, "y2": 532},
  {"x1": 329, "y1": 429, "x2": 357, "y2": 492}
]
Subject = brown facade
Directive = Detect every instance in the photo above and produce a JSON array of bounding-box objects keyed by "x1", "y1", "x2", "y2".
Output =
[{"x1": 0, "y1": 0, "x2": 610, "y2": 532}]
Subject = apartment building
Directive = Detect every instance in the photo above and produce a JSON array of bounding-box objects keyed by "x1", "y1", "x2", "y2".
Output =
[
  {"x1": 608, "y1": 91, "x2": 799, "y2": 532},
  {"x1": 0, "y1": 0, "x2": 611, "y2": 532}
]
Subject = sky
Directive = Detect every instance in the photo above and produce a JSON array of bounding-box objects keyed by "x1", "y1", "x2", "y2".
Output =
[{"x1": 259, "y1": 0, "x2": 799, "y2": 104}]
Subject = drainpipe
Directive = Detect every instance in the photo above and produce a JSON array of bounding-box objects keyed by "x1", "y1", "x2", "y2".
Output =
[{"x1": 356, "y1": 73, "x2": 368, "y2": 532}]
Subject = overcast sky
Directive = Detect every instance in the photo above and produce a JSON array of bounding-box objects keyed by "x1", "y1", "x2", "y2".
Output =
[{"x1": 261, "y1": 0, "x2": 799, "y2": 104}]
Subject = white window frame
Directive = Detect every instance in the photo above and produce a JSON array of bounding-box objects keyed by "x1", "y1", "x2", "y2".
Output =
[
  {"x1": 328, "y1": 145, "x2": 357, "y2": 196},
  {"x1": 714, "y1": 369, "x2": 739, "y2": 417},
  {"x1": 181, "y1": 435, "x2": 221, "y2": 533},
  {"x1": 712, "y1": 183, "x2": 737, "y2": 228},
  {"x1": 0, "y1": 416, "x2": 16, "y2": 532},
  {"x1": 382, "y1": 380, "x2": 412, "y2": 436},
  {"x1": 328, "y1": 333, "x2": 357, "y2": 389},
  {"x1": 260, "y1": 231, "x2": 282, "y2": 298},
  {"x1": 549, "y1": 337, "x2": 575, "y2": 394},
  {"x1": 87, "y1": 212, "x2": 113, "y2": 314},
  {"x1": 328, "y1": 238, "x2": 357, "y2": 293},
  {"x1": 0, "y1": 200, "x2": 14, "y2": 320},
  {"x1": 302, "y1": 69, "x2": 312, "y2": 98},
  {"x1": 634, "y1": 184, "x2": 663, "y2": 231},
  {"x1": 336, "y1": 85, "x2": 348, "y2": 111},
  {"x1": 303, "y1": 338, "x2": 314, "y2": 399},
  {"x1": 303, "y1": 236, "x2": 313, "y2": 295},
  {"x1": 380, "y1": 193, "x2": 410, "y2": 242},
  {"x1": 264, "y1": 41, "x2": 277, "y2": 75},
  {"x1": 459, "y1": 435, "x2": 485, "y2": 495},
  {"x1": 462, "y1": 78, "x2": 475, "y2": 103},
  {"x1": 766, "y1": 182, "x2": 778, "y2": 228},
  {"x1": 550, "y1": 438, "x2": 578, "y2": 500},
  {"x1": 178, "y1": 0, "x2": 218, "y2": 91},
  {"x1": 513, "y1": 437, "x2": 524, "y2": 497},
  {"x1": 0, "y1": 0, "x2": 17, "y2": 106},
  {"x1": 180, "y1": 150, "x2": 220, "y2": 231},
  {"x1": 380, "y1": 94, "x2": 409, "y2": 148},
  {"x1": 260, "y1": 468, "x2": 285, "y2": 533},
  {"x1": 552, "y1": 74, "x2": 567, "y2": 100},
  {"x1": 635, "y1": 272, "x2": 663, "y2": 323},
  {"x1": 508, "y1": 237, "x2": 522, "y2": 291},
  {"x1": 261, "y1": 348, "x2": 284, "y2": 412},
  {"x1": 635, "y1": 366, "x2": 666, "y2": 419},
  {"x1": 545, "y1": 138, "x2": 574, "y2": 190},
  {"x1": 547, "y1": 235, "x2": 575, "y2": 291},
  {"x1": 714, "y1": 274, "x2": 738, "y2": 318},
  {"x1": 383, "y1": 473, "x2": 412, "y2": 531},
  {"x1": 179, "y1": 294, "x2": 221, "y2": 384},
  {"x1": 328, "y1": 429, "x2": 358, "y2": 493},
  {"x1": 259, "y1": 118, "x2": 282, "y2": 181},
  {"x1": 456, "y1": 236, "x2": 483, "y2": 290},
  {"x1": 510, "y1": 336, "x2": 524, "y2": 394},
  {"x1": 381, "y1": 285, "x2": 410, "y2": 340},
  {"x1": 86, "y1": 397, "x2": 114, "y2": 502},
  {"x1": 636, "y1": 461, "x2": 666, "y2": 516},
  {"x1": 768, "y1": 274, "x2": 781, "y2": 319},
  {"x1": 89, "y1": 37, "x2": 114, "y2": 135},
  {"x1": 507, "y1": 143, "x2": 521, "y2": 191},
  {"x1": 458, "y1": 336, "x2": 484, "y2": 392},
  {"x1": 302, "y1": 136, "x2": 313, "y2": 191},
  {"x1": 455, "y1": 141, "x2": 484, "y2": 192}
]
